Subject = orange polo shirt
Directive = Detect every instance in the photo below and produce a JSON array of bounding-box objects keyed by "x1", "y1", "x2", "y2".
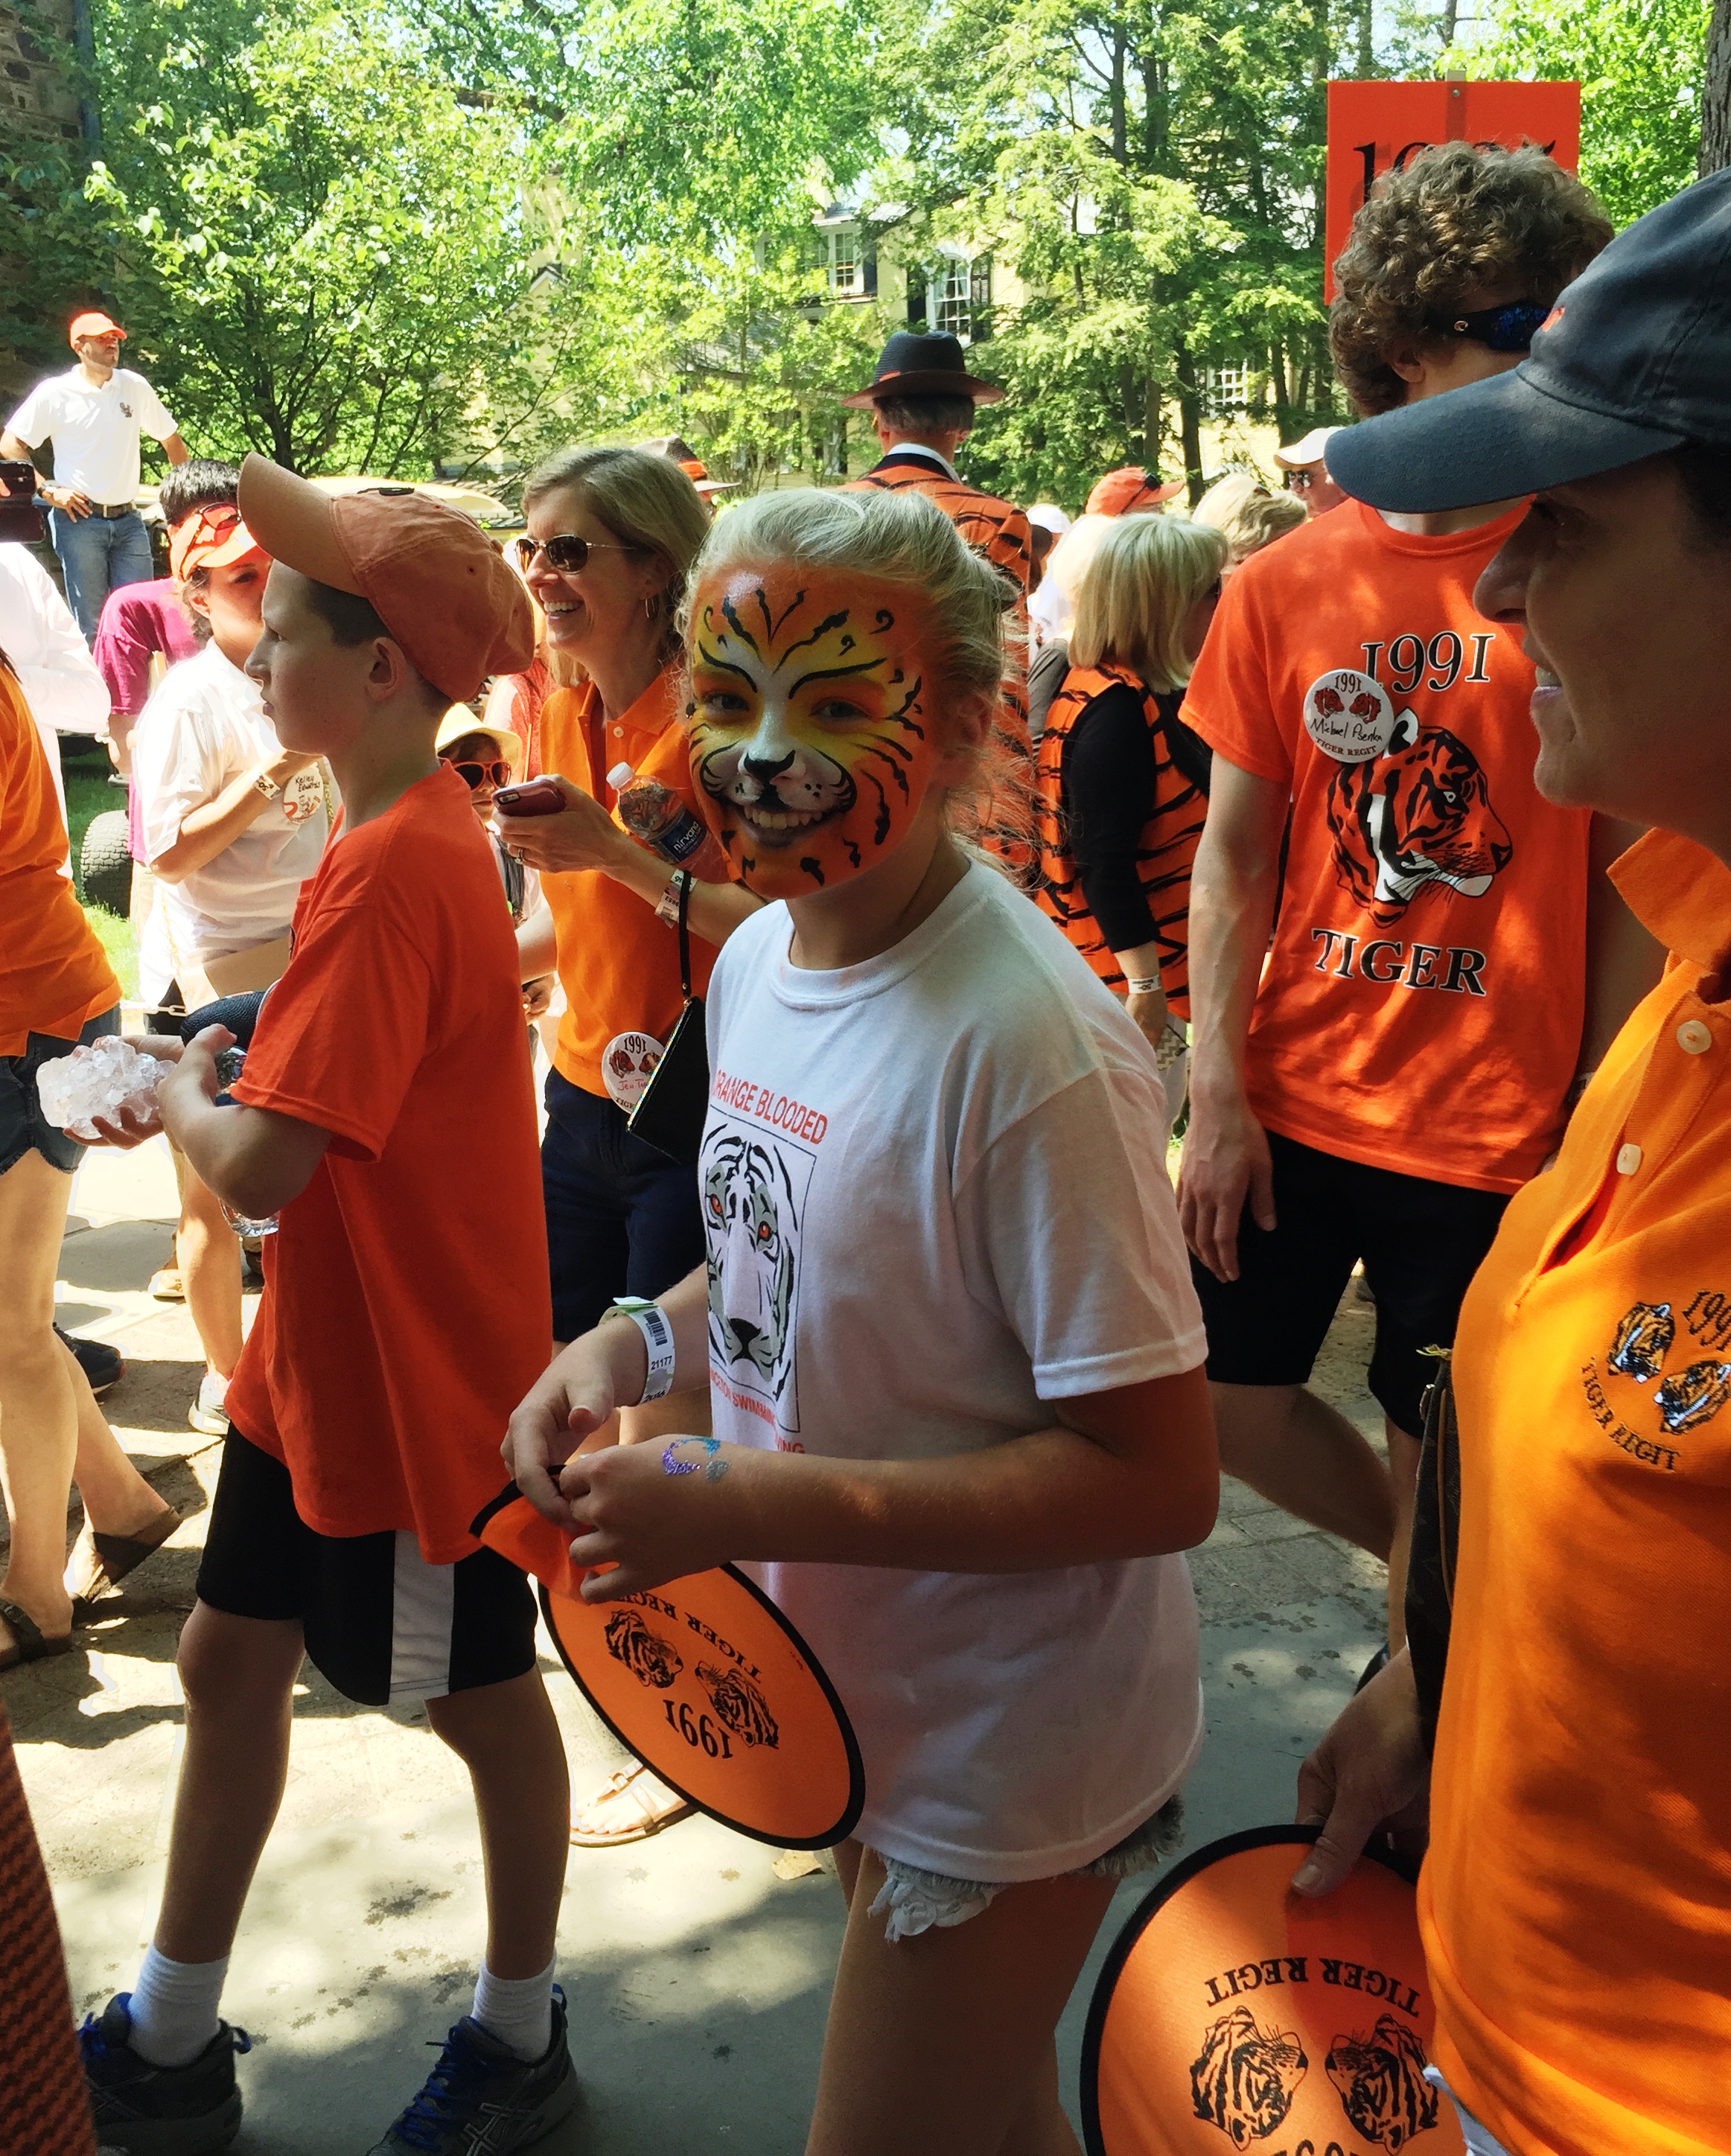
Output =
[
  {"x1": 537, "y1": 665, "x2": 718, "y2": 1099},
  {"x1": 1422, "y1": 827, "x2": 1731, "y2": 2155}
]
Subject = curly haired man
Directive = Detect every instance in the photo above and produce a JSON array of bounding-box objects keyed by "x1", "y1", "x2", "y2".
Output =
[{"x1": 1176, "y1": 144, "x2": 1659, "y2": 1661}]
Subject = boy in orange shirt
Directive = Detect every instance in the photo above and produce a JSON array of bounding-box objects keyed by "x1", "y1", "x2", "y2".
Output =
[
  {"x1": 78, "y1": 463, "x2": 576, "y2": 2156},
  {"x1": 1295, "y1": 166, "x2": 1731, "y2": 2156},
  {"x1": 1177, "y1": 145, "x2": 1642, "y2": 1654}
]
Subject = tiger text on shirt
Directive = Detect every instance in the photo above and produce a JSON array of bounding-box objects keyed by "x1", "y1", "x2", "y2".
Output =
[{"x1": 1182, "y1": 497, "x2": 1591, "y2": 1195}]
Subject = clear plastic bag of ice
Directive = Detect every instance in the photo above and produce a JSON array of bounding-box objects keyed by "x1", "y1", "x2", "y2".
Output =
[{"x1": 35, "y1": 1036, "x2": 164, "y2": 1142}]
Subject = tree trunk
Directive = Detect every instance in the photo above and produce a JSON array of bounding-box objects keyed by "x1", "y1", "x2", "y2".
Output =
[
  {"x1": 1109, "y1": 22, "x2": 1128, "y2": 164},
  {"x1": 1173, "y1": 340, "x2": 1205, "y2": 504},
  {"x1": 1144, "y1": 371, "x2": 1162, "y2": 470},
  {"x1": 1269, "y1": 340, "x2": 1292, "y2": 438},
  {"x1": 1358, "y1": 0, "x2": 1374, "y2": 75},
  {"x1": 1703, "y1": 0, "x2": 1731, "y2": 174}
]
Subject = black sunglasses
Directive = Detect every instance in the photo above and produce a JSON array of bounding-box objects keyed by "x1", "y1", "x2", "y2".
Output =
[
  {"x1": 513, "y1": 533, "x2": 643, "y2": 574},
  {"x1": 441, "y1": 755, "x2": 512, "y2": 788},
  {"x1": 1285, "y1": 470, "x2": 1314, "y2": 491},
  {"x1": 1427, "y1": 302, "x2": 1549, "y2": 354}
]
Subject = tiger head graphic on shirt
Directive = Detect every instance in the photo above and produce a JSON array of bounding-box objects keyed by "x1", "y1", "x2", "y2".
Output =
[
  {"x1": 704, "y1": 1129, "x2": 798, "y2": 1400},
  {"x1": 1189, "y1": 2007, "x2": 1307, "y2": 2145},
  {"x1": 1325, "y1": 721, "x2": 1513, "y2": 927}
]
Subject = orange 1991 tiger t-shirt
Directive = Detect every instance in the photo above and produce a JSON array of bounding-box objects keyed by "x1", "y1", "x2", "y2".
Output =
[
  {"x1": 226, "y1": 766, "x2": 550, "y2": 1564},
  {"x1": 1182, "y1": 498, "x2": 1590, "y2": 1194}
]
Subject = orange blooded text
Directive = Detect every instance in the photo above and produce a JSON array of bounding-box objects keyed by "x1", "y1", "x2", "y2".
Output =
[{"x1": 713, "y1": 1067, "x2": 828, "y2": 1146}]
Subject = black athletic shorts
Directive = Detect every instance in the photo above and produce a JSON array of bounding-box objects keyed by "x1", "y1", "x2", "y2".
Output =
[
  {"x1": 197, "y1": 1429, "x2": 538, "y2": 1708},
  {"x1": 1190, "y1": 1130, "x2": 1510, "y2": 1437}
]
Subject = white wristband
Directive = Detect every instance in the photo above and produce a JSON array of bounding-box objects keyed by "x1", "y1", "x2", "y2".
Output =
[{"x1": 611, "y1": 1298, "x2": 675, "y2": 1403}]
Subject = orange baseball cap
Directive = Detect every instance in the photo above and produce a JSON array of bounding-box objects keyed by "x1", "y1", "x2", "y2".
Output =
[
  {"x1": 168, "y1": 503, "x2": 264, "y2": 583},
  {"x1": 237, "y1": 456, "x2": 535, "y2": 701},
  {"x1": 1085, "y1": 466, "x2": 1186, "y2": 515},
  {"x1": 68, "y1": 310, "x2": 126, "y2": 345}
]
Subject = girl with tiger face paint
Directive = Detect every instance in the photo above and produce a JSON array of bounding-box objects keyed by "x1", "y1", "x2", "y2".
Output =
[
  {"x1": 686, "y1": 570, "x2": 943, "y2": 898},
  {"x1": 509, "y1": 491, "x2": 1217, "y2": 2156}
]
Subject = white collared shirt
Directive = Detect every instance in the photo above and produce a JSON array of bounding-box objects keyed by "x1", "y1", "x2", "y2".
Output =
[
  {"x1": 5, "y1": 367, "x2": 176, "y2": 503},
  {"x1": 880, "y1": 440, "x2": 960, "y2": 482}
]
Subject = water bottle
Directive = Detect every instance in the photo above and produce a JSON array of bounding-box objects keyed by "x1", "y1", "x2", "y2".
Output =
[
  {"x1": 609, "y1": 764, "x2": 731, "y2": 882},
  {"x1": 212, "y1": 1047, "x2": 281, "y2": 1240}
]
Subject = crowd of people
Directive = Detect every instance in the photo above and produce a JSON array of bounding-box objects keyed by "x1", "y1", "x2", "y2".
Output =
[{"x1": 0, "y1": 135, "x2": 1727, "y2": 2156}]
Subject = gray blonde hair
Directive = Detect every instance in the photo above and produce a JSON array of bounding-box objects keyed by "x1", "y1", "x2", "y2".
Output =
[
  {"x1": 521, "y1": 445, "x2": 711, "y2": 648},
  {"x1": 681, "y1": 486, "x2": 1007, "y2": 726},
  {"x1": 1070, "y1": 514, "x2": 1227, "y2": 691}
]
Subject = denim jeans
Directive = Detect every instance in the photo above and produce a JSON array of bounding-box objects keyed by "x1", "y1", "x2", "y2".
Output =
[
  {"x1": 49, "y1": 507, "x2": 154, "y2": 640},
  {"x1": 541, "y1": 1068, "x2": 706, "y2": 1343}
]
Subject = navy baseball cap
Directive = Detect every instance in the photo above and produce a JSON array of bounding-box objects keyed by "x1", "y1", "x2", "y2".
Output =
[{"x1": 1328, "y1": 166, "x2": 1731, "y2": 514}]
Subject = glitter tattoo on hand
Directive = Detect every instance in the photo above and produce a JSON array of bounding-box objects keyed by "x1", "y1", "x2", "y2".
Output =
[
  {"x1": 662, "y1": 1435, "x2": 730, "y2": 1484},
  {"x1": 684, "y1": 569, "x2": 939, "y2": 899}
]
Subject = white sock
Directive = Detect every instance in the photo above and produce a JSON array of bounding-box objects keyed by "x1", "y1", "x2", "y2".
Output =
[
  {"x1": 471, "y1": 1956, "x2": 555, "y2": 2062},
  {"x1": 127, "y1": 1945, "x2": 229, "y2": 2068}
]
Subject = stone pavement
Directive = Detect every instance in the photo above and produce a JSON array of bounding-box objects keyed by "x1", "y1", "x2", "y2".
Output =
[{"x1": 13, "y1": 1137, "x2": 1386, "y2": 2153}]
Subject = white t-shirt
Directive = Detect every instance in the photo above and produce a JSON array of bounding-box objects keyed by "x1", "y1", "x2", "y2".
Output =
[
  {"x1": 703, "y1": 864, "x2": 1209, "y2": 1881},
  {"x1": 0, "y1": 543, "x2": 111, "y2": 843},
  {"x1": 133, "y1": 645, "x2": 328, "y2": 1001},
  {"x1": 6, "y1": 367, "x2": 177, "y2": 504}
]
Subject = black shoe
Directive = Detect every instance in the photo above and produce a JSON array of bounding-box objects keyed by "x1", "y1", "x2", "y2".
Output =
[
  {"x1": 368, "y1": 1988, "x2": 578, "y2": 2154},
  {"x1": 80, "y1": 1993, "x2": 249, "y2": 2155},
  {"x1": 56, "y1": 1323, "x2": 124, "y2": 1399}
]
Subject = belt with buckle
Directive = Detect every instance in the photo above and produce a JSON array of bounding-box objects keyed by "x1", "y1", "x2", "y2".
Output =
[{"x1": 86, "y1": 500, "x2": 138, "y2": 520}]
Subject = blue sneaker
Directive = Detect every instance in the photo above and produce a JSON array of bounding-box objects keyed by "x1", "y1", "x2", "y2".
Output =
[
  {"x1": 367, "y1": 1987, "x2": 578, "y2": 2153},
  {"x1": 79, "y1": 1992, "x2": 249, "y2": 2154}
]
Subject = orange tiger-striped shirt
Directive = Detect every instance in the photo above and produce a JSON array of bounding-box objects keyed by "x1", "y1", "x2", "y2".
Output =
[
  {"x1": 1035, "y1": 661, "x2": 1207, "y2": 1017},
  {"x1": 844, "y1": 450, "x2": 1035, "y2": 597}
]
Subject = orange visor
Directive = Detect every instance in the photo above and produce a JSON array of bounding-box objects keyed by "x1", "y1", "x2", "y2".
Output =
[{"x1": 169, "y1": 504, "x2": 262, "y2": 582}]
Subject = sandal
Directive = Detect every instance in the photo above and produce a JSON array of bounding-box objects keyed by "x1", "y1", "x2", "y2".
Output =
[
  {"x1": 63, "y1": 1504, "x2": 182, "y2": 1607},
  {"x1": 570, "y1": 1762, "x2": 695, "y2": 1847},
  {"x1": 0, "y1": 1598, "x2": 74, "y2": 1672},
  {"x1": 148, "y1": 1268, "x2": 185, "y2": 1302}
]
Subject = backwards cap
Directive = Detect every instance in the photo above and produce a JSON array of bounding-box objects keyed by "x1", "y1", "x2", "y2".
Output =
[{"x1": 236, "y1": 456, "x2": 534, "y2": 701}]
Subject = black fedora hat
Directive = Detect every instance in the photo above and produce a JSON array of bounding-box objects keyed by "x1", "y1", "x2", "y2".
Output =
[{"x1": 841, "y1": 331, "x2": 1005, "y2": 409}]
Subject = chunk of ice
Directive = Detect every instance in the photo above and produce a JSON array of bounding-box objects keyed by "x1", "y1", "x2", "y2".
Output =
[{"x1": 36, "y1": 1036, "x2": 164, "y2": 1142}]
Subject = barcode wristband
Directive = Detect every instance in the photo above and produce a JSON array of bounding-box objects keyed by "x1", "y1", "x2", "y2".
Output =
[{"x1": 611, "y1": 1297, "x2": 676, "y2": 1403}]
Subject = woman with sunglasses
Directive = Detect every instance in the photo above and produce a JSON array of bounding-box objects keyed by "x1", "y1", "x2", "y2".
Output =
[
  {"x1": 496, "y1": 447, "x2": 762, "y2": 1849},
  {"x1": 1035, "y1": 511, "x2": 1226, "y2": 1138}
]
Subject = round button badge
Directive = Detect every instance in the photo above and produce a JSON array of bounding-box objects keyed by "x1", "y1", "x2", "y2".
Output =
[{"x1": 1303, "y1": 670, "x2": 1397, "y2": 763}]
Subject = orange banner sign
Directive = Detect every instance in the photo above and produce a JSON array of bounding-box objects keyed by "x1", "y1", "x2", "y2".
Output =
[{"x1": 1325, "y1": 80, "x2": 1582, "y2": 297}]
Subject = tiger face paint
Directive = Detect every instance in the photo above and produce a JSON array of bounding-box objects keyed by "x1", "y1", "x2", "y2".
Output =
[{"x1": 685, "y1": 570, "x2": 937, "y2": 897}]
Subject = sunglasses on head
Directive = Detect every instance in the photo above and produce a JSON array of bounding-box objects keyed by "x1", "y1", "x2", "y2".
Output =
[
  {"x1": 1427, "y1": 302, "x2": 1549, "y2": 354},
  {"x1": 440, "y1": 754, "x2": 513, "y2": 788},
  {"x1": 513, "y1": 533, "x2": 643, "y2": 575}
]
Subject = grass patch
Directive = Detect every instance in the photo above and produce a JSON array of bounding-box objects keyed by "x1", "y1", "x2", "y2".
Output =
[{"x1": 60, "y1": 740, "x2": 141, "y2": 1002}]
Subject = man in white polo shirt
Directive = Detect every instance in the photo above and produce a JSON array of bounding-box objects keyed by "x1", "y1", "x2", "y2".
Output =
[{"x1": 1, "y1": 310, "x2": 190, "y2": 640}]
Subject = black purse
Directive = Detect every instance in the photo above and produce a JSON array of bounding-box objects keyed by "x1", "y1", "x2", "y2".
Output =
[
  {"x1": 1404, "y1": 1348, "x2": 1460, "y2": 1758},
  {"x1": 626, "y1": 873, "x2": 711, "y2": 1167}
]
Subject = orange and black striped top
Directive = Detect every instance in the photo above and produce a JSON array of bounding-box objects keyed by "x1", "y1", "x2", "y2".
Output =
[
  {"x1": 1034, "y1": 661, "x2": 1208, "y2": 1017},
  {"x1": 844, "y1": 450, "x2": 1035, "y2": 598}
]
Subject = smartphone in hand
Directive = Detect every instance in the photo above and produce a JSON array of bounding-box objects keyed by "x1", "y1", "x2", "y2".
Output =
[{"x1": 492, "y1": 777, "x2": 567, "y2": 817}]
